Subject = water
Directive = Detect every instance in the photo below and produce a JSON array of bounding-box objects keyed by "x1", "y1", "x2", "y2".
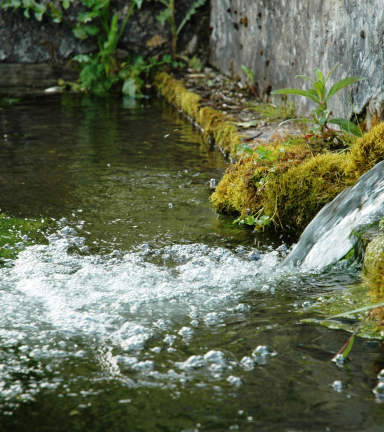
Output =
[
  {"x1": 283, "y1": 160, "x2": 384, "y2": 270},
  {"x1": 1, "y1": 90, "x2": 384, "y2": 431}
]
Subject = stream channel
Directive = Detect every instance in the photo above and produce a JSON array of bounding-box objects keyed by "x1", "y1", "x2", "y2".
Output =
[{"x1": 1, "y1": 77, "x2": 384, "y2": 431}]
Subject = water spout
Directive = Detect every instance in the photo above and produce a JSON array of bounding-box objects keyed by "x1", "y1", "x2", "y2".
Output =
[{"x1": 282, "y1": 161, "x2": 384, "y2": 271}]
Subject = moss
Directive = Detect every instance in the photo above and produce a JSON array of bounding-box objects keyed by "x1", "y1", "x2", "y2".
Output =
[
  {"x1": 211, "y1": 136, "x2": 348, "y2": 228},
  {"x1": 345, "y1": 121, "x2": 384, "y2": 181},
  {"x1": 154, "y1": 72, "x2": 241, "y2": 157},
  {"x1": 263, "y1": 152, "x2": 348, "y2": 228},
  {"x1": 363, "y1": 235, "x2": 384, "y2": 275}
]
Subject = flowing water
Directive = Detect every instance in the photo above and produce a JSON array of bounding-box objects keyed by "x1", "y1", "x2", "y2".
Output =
[
  {"x1": 1, "y1": 88, "x2": 384, "y2": 432},
  {"x1": 283, "y1": 161, "x2": 384, "y2": 271}
]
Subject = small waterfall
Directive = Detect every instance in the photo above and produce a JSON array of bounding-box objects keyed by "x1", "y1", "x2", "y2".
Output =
[{"x1": 282, "y1": 160, "x2": 384, "y2": 271}]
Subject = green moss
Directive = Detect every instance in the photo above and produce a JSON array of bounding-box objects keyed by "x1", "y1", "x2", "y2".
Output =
[
  {"x1": 263, "y1": 152, "x2": 348, "y2": 228},
  {"x1": 363, "y1": 235, "x2": 384, "y2": 275},
  {"x1": 211, "y1": 136, "x2": 349, "y2": 229},
  {"x1": 345, "y1": 121, "x2": 384, "y2": 181},
  {"x1": 0, "y1": 214, "x2": 49, "y2": 264},
  {"x1": 154, "y1": 72, "x2": 241, "y2": 157}
]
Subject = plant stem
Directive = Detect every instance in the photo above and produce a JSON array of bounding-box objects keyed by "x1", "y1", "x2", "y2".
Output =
[
  {"x1": 170, "y1": 0, "x2": 177, "y2": 60},
  {"x1": 117, "y1": 2, "x2": 136, "y2": 44}
]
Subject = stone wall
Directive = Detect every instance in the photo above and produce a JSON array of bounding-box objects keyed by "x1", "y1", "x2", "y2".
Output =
[
  {"x1": 210, "y1": 0, "x2": 384, "y2": 123},
  {"x1": 0, "y1": 0, "x2": 210, "y2": 65}
]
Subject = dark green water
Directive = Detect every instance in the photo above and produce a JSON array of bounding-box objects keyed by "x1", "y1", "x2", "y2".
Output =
[{"x1": 0, "y1": 91, "x2": 384, "y2": 432}]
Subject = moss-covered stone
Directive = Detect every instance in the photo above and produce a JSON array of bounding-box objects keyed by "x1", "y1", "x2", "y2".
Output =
[
  {"x1": 363, "y1": 235, "x2": 384, "y2": 275},
  {"x1": 345, "y1": 121, "x2": 384, "y2": 181},
  {"x1": 211, "y1": 136, "x2": 349, "y2": 228},
  {"x1": 154, "y1": 72, "x2": 241, "y2": 157}
]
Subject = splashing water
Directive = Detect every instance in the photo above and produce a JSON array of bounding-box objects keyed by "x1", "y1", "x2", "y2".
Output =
[{"x1": 282, "y1": 161, "x2": 384, "y2": 270}]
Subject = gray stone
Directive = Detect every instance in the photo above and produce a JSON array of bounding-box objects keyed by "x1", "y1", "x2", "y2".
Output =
[{"x1": 210, "y1": 0, "x2": 384, "y2": 122}]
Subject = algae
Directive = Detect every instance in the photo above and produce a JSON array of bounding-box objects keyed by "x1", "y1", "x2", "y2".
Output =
[
  {"x1": 0, "y1": 214, "x2": 49, "y2": 264},
  {"x1": 301, "y1": 283, "x2": 384, "y2": 340}
]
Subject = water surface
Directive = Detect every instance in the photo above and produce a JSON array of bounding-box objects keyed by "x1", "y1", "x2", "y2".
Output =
[{"x1": 0, "y1": 92, "x2": 384, "y2": 432}]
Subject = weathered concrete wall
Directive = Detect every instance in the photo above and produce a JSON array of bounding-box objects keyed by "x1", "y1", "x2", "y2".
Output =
[
  {"x1": 210, "y1": 0, "x2": 384, "y2": 123},
  {"x1": 0, "y1": 0, "x2": 210, "y2": 64}
]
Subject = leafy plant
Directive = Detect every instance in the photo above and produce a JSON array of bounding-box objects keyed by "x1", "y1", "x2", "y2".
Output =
[
  {"x1": 271, "y1": 63, "x2": 367, "y2": 137},
  {"x1": 153, "y1": 0, "x2": 207, "y2": 60},
  {"x1": 241, "y1": 65, "x2": 256, "y2": 96},
  {"x1": 233, "y1": 214, "x2": 272, "y2": 231}
]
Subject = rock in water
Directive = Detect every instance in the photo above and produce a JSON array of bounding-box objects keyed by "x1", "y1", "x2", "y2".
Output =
[{"x1": 282, "y1": 160, "x2": 384, "y2": 270}]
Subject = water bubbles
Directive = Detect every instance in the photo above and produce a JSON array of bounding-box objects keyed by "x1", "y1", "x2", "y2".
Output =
[
  {"x1": 373, "y1": 382, "x2": 384, "y2": 398},
  {"x1": 246, "y1": 250, "x2": 261, "y2": 261},
  {"x1": 332, "y1": 354, "x2": 345, "y2": 365},
  {"x1": 168, "y1": 203, "x2": 173, "y2": 208},
  {"x1": 178, "y1": 327, "x2": 194, "y2": 338},
  {"x1": 204, "y1": 350, "x2": 228, "y2": 371},
  {"x1": 332, "y1": 380, "x2": 343, "y2": 392},
  {"x1": 302, "y1": 301, "x2": 311, "y2": 308},
  {"x1": 227, "y1": 376, "x2": 242, "y2": 387},
  {"x1": 252, "y1": 346, "x2": 277, "y2": 358},
  {"x1": 240, "y1": 356, "x2": 255, "y2": 370},
  {"x1": 204, "y1": 312, "x2": 221, "y2": 325},
  {"x1": 209, "y1": 179, "x2": 216, "y2": 189},
  {"x1": 378, "y1": 369, "x2": 384, "y2": 381},
  {"x1": 150, "y1": 347, "x2": 162, "y2": 354},
  {"x1": 164, "y1": 335, "x2": 177, "y2": 345},
  {"x1": 176, "y1": 355, "x2": 204, "y2": 370}
]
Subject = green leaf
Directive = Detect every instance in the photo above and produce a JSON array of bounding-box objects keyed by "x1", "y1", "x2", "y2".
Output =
[
  {"x1": 73, "y1": 27, "x2": 89, "y2": 40},
  {"x1": 34, "y1": 10, "x2": 43, "y2": 20},
  {"x1": 313, "y1": 67, "x2": 324, "y2": 82},
  {"x1": 271, "y1": 88, "x2": 320, "y2": 104},
  {"x1": 324, "y1": 62, "x2": 339, "y2": 85},
  {"x1": 313, "y1": 79, "x2": 325, "y2": 100},
  {"x1": 327, "y1": 302, "x2": 384, "y2": 319},
  {"x1": 156, "y1": 8, "x2": 172, "y2": 25},
  {"x1": 325, "y1": 76, "x2": 367, "y2": 102},
  {"x1": 103, "y1": 13, "x2": 119, "y2": 52},
  {"x1": 295, "y1": 74, "x2": 313, "y2": 82},
  {"x1": 162, "y1": 54, "x2": 172, "y2": 63},
  {"x1": 122, "y1": 78, "x2": 137, "y2": 98},
  {"x1": 233, "y1": 120, "x2": 258, "y2": 129},
  {"x1": 23, "y1": 7, "x2": 30, "y2": 17},
  {"x1": 62, "y1": 0, "x2": 70, "y2": 9},
  {"x1": 342, "y1": 335, "x2": 355, "y2": 359},
  {"x1": 83, "y1": 25, "x2": 100, "y2": 36},
  {"x1": 77, "y1": 11, "x2": 99, "y2": 23},
  {"x1": 133, "y1": 0, "x2": 143, "y2": 8},
  {"x1": 177, "y1": 0, "x2": 207, "y2": 34},
  {"x1": 236, "y1": 143, "x2": 254, "y2": 155},
  {"x1": 328, "y1": 118, "x2": 363, "y2": 137},
  {"x1": 244, "y1": 216, "x2": 256, "y2": 225},
  {"x1": 72, "y1": 54, "x2": 92, "y2": 63}
]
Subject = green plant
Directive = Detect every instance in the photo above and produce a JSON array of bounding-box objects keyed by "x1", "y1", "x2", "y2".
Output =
[
  {"x1": 271, "y1": 63, "x2": 367, "y2": 137},
  {"x1": 2, "y1": 0, "x2": 185, "y2": 96},
  {"x1": 241, "y1": 65, "x2": 256, "y2": 95},
  {"x1": 153, "y1": 0, "x2": 207, "y2": 60},
  {"x1": 249, "y1": 99, "x2": 296, "y2": 121}
]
